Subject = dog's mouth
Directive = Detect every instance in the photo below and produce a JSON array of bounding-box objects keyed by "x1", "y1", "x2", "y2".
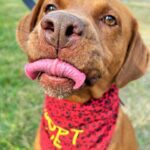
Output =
[{"x1": 25, "y1": 59, "x2": 86, "y2": 90}]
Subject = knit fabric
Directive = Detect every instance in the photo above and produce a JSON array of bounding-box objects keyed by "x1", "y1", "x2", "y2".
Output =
[{"x1": 40, "y1": 85, "x2": 120, "y2": 150}]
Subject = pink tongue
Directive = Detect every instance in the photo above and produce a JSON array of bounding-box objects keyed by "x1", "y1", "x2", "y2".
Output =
[{"x1": 25, "y1": 59, "x2": 86, "y2": 89}]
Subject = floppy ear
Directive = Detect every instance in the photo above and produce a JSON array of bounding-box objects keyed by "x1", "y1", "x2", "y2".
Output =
[
  {"x1": 16, "y1": 0, "x2": 44, "y2": 50},
  {"x1": 115, "y1": 20, "x2": 150, "y2": 88}
]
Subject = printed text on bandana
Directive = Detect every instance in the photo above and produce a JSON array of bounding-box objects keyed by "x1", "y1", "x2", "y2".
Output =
[{"x1": 44, "y1": 111, "x2": 84, "y2": 149}]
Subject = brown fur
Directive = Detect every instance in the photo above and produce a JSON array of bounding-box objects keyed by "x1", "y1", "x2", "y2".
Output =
[{"x1": 17, "y1": 0, "x2": 150, "y2": 149}]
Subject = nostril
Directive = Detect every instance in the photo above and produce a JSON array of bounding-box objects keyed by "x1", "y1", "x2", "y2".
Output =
[
  {"x1": 65, "y1": 25, "x2": 83, "y2": 37},
  {"x1": 41, "y1": 20, "x2": 54, "y2": 32},
  {"x1": 65, "y1": 25, "x2": 74, "y2": 37}
]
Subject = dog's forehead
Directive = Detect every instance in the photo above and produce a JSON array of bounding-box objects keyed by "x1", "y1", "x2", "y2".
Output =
[{"x1": 43, "y1": 0, "x2": 121, "y2": 9}]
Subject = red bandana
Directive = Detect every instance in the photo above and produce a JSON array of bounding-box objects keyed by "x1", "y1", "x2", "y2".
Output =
[{"x1": 40, "y1": 85, "x2": 120, "y2": 150}]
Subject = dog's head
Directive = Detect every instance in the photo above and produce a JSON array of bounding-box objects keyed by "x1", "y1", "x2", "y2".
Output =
[{"x1": 17, "y1": 0, "x2": 149, "y2": 101}]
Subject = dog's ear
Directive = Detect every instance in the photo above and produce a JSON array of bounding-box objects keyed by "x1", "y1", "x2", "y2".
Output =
[
  {"x1": 16, "y1": 0, "x2": 44, "y2": 50},
  {"x1": 115, "y1": 20, "x2": 150, "y2": 88}
]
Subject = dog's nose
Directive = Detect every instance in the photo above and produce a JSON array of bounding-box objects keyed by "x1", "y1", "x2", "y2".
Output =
[{"x1": 41, "y1": 11, "x2": 85, "y2": 50}]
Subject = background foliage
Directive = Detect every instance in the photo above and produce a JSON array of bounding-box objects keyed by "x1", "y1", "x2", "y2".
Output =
[{"x1": 0, "y1": 0, "x2": 150, "y2": 149}]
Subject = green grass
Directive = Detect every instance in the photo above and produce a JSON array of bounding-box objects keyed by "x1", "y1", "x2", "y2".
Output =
[
  {"x1": 0, "y1": 0, "x2": 150, "y2": 150},
  {"x1": 0, "y1": 1, "x2": 43, "y2": 149}
]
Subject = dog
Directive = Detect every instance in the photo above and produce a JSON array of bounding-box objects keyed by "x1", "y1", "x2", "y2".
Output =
[{"x1": 17, "y1": 0, "x2": 150, "y2": 149}]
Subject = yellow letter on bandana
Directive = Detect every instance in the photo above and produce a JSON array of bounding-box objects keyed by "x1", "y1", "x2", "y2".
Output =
[
  {"x1": 53, "y1": 126, "x2": 69, "y2": 149},
  {"x1": 71, "y1": 129, "x2": 84, "y2": 145},
  {"x1": 44, "y1": 112, "x2": 56, "y2": 131}
]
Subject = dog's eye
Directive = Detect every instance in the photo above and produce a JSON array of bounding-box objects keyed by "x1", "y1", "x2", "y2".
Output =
[
  {"x1": 45, "y1": 4, "x2": 57, "y2": 13},
  {"x1": 101, "y1": 15, "x2": 117, "y2": 26}
]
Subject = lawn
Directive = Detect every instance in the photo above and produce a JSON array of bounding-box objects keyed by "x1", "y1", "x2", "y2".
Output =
[{"x1": 0, "y1": 0, "x2": 150, "y2": 150}]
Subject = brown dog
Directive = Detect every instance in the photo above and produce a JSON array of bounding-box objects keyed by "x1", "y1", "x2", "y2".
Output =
[{"x1": 17, "y1": 0, "x2": 149, "y2": 149}]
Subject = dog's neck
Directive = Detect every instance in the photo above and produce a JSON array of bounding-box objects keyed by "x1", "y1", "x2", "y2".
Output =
[
  {"x1": 40, "y1": 85, "x2": 120, "y2": 150},
  {"x1": 67, "y1": 80, "x2": 113, "y2": 103}
]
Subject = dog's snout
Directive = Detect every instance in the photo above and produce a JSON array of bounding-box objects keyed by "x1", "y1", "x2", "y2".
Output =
[{"x1": 41, "y1": 12, "x2": 85, "y2": 50}]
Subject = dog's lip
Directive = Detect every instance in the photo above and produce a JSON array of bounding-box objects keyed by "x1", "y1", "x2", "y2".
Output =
[
  {"x1": 38, "y1": 72, "x2": 73, "y2": 82},
  {"x1": 85, "y1": 75, "x2": 101, "y2": 86},
  {"x1": 39, "y1": 73, "x2": 75, "y2": 90},
  {"x1": 25, "y1": 58, "x2": 86, "y2": 89},
  {"x1": 39, "y1": 72, "x2": 100, "y2": 88}
]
